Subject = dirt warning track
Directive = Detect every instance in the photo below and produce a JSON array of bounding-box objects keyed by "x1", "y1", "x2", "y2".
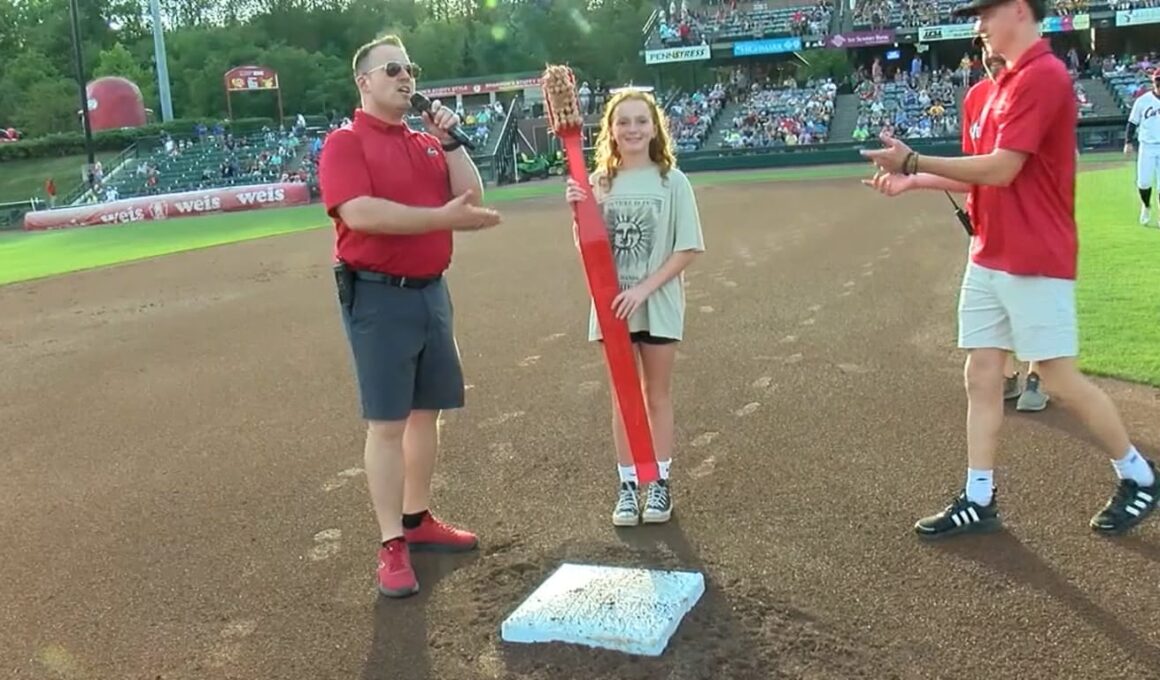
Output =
[{"x1": 2, "y1": 177, "x2": 1159, "y2": 680}]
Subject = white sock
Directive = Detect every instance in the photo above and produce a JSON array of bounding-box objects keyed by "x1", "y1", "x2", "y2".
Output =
[
  {"x1": 1112, "y1": 445, "x2": 1155, "y2": 486},
  {"x1": 618, "y1": 464, "x2": 638, "y2": 486},
  {"x1": 657, "y1": 459, "x2": 672, "y2": 480},
  {"x1": 965, "y1": 468, "x2": 994, "y2": 506}
]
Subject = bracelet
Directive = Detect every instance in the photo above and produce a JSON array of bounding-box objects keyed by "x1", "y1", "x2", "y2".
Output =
[
  {"x1": 442, "y1": 140, "x2": 463, "y2": 152},
  {"x1": 903, "y1": 151, "x2": 919, "y2": 175}
]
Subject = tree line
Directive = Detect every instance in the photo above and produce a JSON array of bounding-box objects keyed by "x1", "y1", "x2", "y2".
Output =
[{"x1": 1, "y1": 0, "x2": 660, "y2": 138}]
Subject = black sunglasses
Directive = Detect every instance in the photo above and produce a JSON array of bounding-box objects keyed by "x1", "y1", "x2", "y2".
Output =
[{"x1": 364, "y1": 60, "x2": 421, "y2": 79}]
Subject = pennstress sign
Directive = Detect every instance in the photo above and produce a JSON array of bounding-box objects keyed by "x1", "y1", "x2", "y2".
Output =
[
  {"x1": 644, "y1": 44, "x2": 712, "y2": 65},
  {"x1": 23, "y1": 182, "x2": 311, "y2": 231}
]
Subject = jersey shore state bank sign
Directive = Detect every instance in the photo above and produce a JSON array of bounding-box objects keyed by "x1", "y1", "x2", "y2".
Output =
[{"x1": 644, "y1": 44, "x2": 711, "y2": 65}]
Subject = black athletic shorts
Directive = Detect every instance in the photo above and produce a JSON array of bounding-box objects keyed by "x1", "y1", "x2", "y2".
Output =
[{"x1": 598, "y1": 331, "x2": 678, "y2": 345}]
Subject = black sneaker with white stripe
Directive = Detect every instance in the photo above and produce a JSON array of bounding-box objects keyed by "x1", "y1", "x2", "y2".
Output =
[
  {"x1": 914, "y1": 490, "x2": 1001, "y2": 539},
  {"x1": 1090, "y1": 460, "x2": 1160, "y2": 535}
]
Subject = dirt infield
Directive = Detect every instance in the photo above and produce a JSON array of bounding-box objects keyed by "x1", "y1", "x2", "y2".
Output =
[{"x1": 3, "y1": 177, "x2": 1159, "y2": 680}]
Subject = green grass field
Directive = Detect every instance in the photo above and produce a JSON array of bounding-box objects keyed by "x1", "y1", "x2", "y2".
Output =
[
  {"x1": 1074, "y1": 164, "x2": 1160, "y2": 386},
  {"x1": 1, "y1": 153, "x2": 1156, "y2": 385},
  {"x1": 0, "y1": 153, "x2": 120, "y2": 203}
]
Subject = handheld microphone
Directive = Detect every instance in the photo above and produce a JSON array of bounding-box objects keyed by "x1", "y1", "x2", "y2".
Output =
[{"x1": 410, "y1": 93, "x2": 476, "y2": 151}]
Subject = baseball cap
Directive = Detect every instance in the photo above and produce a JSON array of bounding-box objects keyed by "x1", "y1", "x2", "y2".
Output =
[{"x1": 951, "y1": 0, "x2": 1046, "y2": 18}]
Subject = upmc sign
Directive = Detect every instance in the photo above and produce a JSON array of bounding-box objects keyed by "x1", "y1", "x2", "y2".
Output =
[
  {"x1": 23, "y1": 183, "x2": 311, "y2": 231},
  {"x1": 644, "y1": 44, "x2": 712, "y2": 65}
]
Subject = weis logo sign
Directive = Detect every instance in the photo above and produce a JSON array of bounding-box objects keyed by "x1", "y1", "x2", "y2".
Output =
[
  {"x1": 174, "y1": 195, "x2": 222, "y2": 214},
  {"x1": 23, "y1": 182, "x2": 310, "y2": 232},
  {"x1": 99, "y1": 207, "x2": 146, "y2": 224},
  {"x1": 236, "y1": 187, "x2": 285, "y2": 205}
]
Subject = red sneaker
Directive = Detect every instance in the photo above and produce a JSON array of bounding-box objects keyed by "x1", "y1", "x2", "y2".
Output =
[
  {"x1": 377, "y1": 539, "x2": 419, "y2": 598},
  {"x1": 403, "y1": 513, "x2": 479, "y2": 553}
]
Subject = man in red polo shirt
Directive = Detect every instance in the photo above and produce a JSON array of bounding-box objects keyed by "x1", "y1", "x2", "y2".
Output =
[
  {"x1": 318, "y1": 34, "x2": 502, "y2": 598},
  {"x1": 861, "y1": 0, "x2": 1158, "y2": 539}
]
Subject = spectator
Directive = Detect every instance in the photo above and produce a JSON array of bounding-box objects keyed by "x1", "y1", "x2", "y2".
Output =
[
  {"x1": 663, "y1": 83, "x2": 726, "y2": 153},
  {"x1": 721, "y1": 79, "x2": 835, "y2": 150}
]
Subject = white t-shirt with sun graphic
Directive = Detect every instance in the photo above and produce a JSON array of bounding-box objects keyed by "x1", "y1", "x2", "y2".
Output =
[{"x1": 585, "y1": 164, "x2": 705, "y2": 342}]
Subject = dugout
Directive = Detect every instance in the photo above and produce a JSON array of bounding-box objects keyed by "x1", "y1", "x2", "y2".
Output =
[{"x1": 417, "y1": 71, "x2": 542, "y2": 116}]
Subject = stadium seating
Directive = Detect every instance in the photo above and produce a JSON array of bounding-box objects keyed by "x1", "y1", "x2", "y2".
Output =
[
  {"x1": 854, "y1": 0, "x2": 1093, "y2": 29},
  {"x1": 91, "y1": 128, "x2": 314, "y2": 201},
  {"x1": 718, "y1": 80, "x2": 837, "y2": 149},
  {"x1": 850, "y1": 69, "x2": 961, "y2": 141},
  {"x1": 406, "y1": 103, "x2": 499, "y2": 150},
  {"x1": 667, "y1": 85, "x2": 726, "y2": 153},
  {"x1": 707, "y1": 1, "x2": 834, "y2": 40},
  {"x1": 651, "y1": 0, "x2": 832, "y2": 48},
  {"x1": 1101, "y1": 59, "x2": 1156, "y2": 113},
  {"x1": 1073, "y1": 80, "x2": 1097, "y2": 118},
  {"x1": 852, "y1": 0, "x2": 967, "y2": 29}
]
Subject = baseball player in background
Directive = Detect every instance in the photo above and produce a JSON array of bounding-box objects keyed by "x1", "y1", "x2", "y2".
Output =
[{"x1": 1124, "y1": 70, "x2": 1160, "y2": 227}]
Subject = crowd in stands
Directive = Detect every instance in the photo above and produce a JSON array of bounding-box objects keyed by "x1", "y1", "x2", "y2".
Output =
[
  {"x1": 1100, "y1": 52, "x2": 1160, "y2": 112},
  {"x1": 853, "y1": 0, "x2": 1093, "y2": 28},
  {"x1": 653, "y1": 0, "x2": 831, "y2": 48},
  {"x1": 719, "y1": 79, "x2": 837, "y2": 149},
  {"x1": 666, "y1": 83, "x2": 727, "y2": 152},
  {"x1": 853, "y1": 0, "x2": 968, "y2": 29},
  {"x1": 654, "y1": 0, "x2": 706, "y2": 47},
  {"x1": 405, "y1": 101, "x2": 504, "y2": 150},
  {"x1": 80, "y1": 122, "x2": 319, "y2": 203},
  {"x1": 851, "y1": 66, "x2": 960, "y2": 141}
]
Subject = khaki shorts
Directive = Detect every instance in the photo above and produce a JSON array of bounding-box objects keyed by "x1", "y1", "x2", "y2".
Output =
[{"x1": 957, "y1": 262, "x2": 1078, "y2": 362}]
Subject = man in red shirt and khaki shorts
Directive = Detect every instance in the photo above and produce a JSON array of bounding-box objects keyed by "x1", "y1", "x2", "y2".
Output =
[
  {"x1": 862, "y1": 0, "x2": 1158, "y2": 539},
  {"x1": 319, "y1": 35, "x2": 502, "y2": 597},
  {"x1": 962, "y1": 37, "x2": 1050, "y2": 412}
]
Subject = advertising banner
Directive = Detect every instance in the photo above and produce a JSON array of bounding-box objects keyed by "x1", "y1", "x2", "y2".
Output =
[
  {"x1": 921, "y1": 13, "x2": 1091, "y2": 40},
  {"x1": 1041, "y1": 13, "x2": 1091, "y2": 31},
  {"x1": 644, "y1": 44, "x2": 712, "y2": 65},
  {"x1": 23, "y1": 183, "x2": 311, "y2": 231},
  {"x1": 825, "y1": 29, "x2": 896, "y2": 48},
  {"x1": 419, "y1": 77, "x2": 541, "y2": 98},
  {"x1": 1116, "y1": 7, "x2": 1160, "y2": 25},
  {"x1": 917, "y1": 23, "x2": 976, "y2": 42},
  {"x1": 733, "y1": 36, "x2": 803, "y2": 57}
]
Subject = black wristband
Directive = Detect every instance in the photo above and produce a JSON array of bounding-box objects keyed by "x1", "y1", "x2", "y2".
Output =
[{"x1": 442, "y1": 140, "x2": 463, "y2": 152}]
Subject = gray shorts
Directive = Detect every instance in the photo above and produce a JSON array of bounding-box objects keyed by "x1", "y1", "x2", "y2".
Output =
[
  {"x1": 957, "y1": 261, "x2": 1078, "y2": 362},
  {"x1": 339, "y1": 275, "x2": 465, "y2": 422}
]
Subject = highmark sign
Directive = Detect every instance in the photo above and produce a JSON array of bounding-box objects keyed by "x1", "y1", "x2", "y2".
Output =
[{"x1": 644, "y1": 44, "x2": 711, "y2": 65}]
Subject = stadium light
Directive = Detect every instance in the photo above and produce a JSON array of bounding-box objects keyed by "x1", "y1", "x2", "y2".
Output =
[
  {"x1": 150, "y1": 0, "x2": 174, "y2": 122},
  {"x1": 68, "y1": 0, "x2": 96, "y2": 171}
]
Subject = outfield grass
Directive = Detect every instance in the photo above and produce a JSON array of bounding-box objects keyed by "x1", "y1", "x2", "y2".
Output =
[
  {"x1": 0, "y1": 153, "x2": 121, "y2": 203},
  {"x1": 1074, "y1": 164, "x2": 1160, "y2": 386},
  {"x1": 0, "y1": 205, "x2": 329, "y2": 286}
]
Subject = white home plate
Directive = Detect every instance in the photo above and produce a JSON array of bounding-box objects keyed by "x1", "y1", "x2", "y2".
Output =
[{"x1": 500, "y1": 563, "x2": 705, "y2": 657}]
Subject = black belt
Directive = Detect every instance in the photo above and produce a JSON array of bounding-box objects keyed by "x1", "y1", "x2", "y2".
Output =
[{"x1": 351, "y1": 269, "x2": 442, "y2": 289}]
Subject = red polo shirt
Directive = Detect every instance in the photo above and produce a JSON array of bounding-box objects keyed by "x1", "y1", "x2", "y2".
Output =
[
  {"x1": 961, "y1": 77, "x2": 994, "y2": 217},
  {"x1": 966, "y1": 39, "x2": 1078, "y2": 280},
  {"x1": 961, "y1": 77, "x2": 993, "y2": 155},
  {"x1": 318, "y1": 109, "x2": 452, "y2": 278}
]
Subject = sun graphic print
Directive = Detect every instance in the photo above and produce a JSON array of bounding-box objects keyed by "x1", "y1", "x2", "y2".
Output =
[{"x1": 602, "y1": 195, "x2": 662, "y2": 290}]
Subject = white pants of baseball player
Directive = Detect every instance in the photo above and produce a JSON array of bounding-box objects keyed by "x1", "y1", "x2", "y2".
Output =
[
  {"x1": 1138, "y1": 142, "x2": 1160, "y2": 189},
  {"x1": 957, "y1": 262, "x2": 1078, "y2": 362}
]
